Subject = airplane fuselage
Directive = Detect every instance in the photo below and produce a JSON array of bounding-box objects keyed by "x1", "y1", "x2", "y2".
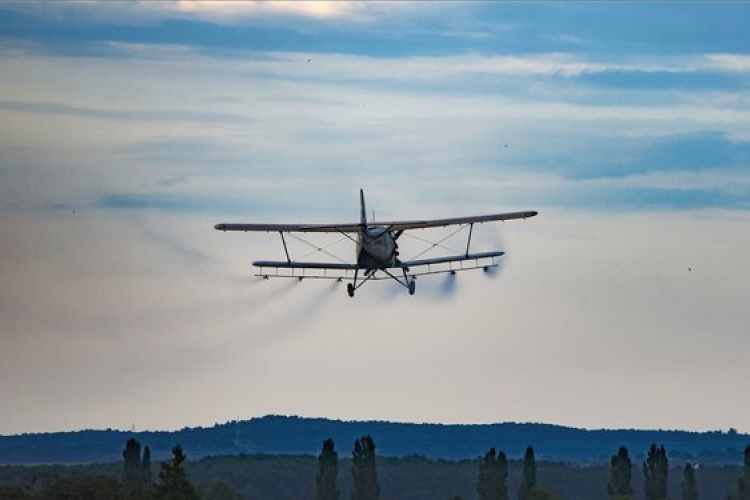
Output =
[
  {"x1": 357, "y1": 226, "x2": 398, "y2": 270},
  {"x1": 355, "y1": 189, "x2": 399, "y2": 271}
]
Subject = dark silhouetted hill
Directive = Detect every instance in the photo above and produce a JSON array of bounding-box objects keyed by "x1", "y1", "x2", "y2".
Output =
[{"x1": 0, "y1": 415, "x2": 747, "y2": 465}]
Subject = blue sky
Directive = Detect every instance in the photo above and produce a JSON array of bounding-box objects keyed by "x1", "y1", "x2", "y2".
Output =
[{"x1": 1, "y1": 2, "x2": 750, "y2": 436}]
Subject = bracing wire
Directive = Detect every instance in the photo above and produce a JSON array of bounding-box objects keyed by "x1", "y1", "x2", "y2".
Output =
[
  {"x1": 286, "y1": 232, "x2": 350, "y2": 264},
  {"x1": 403, "y1": 224, "x2": 470, "y2": 260}
]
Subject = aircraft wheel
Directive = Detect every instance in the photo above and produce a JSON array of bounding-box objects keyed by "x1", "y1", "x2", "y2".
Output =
[
  {"x1": 347, "y1": 283, "x2": 355, "y2": 298},
  {"x1": 408, "y1": 280, "x2": 416, "y2": 295}
]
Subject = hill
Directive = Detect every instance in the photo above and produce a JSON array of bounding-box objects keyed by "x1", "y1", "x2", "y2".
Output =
[{"x1": 0, "y1": 415, "x2": 747, "y2": 465}]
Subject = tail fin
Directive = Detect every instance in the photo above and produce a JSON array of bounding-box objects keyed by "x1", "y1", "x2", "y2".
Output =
[{"x1": 360, "y1": 188, "x2": 367, "y2": 226}]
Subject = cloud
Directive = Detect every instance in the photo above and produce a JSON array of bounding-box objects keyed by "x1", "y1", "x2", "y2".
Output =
[
  {"x1": 0, "y1": 99, "x2": 252, "y2": 124},
  {"x1": 99, "y1": 193, "x2": 219, "y2": 213},
  {"x1": 170, "y1": 1, "x2": 370, "y2": 22},
  {"x1": 5, "y1": 2, "x2": 750, "y2": 64},
  {"x1": 2, "y1": 13, "x2": 749, "y2": 216},
  {"x1": 470, "y1": 174, "x2": 750, "y2": 212},
  {"x1": 512, "y1": 132, "x2": 750, "y2": 180},
  {"x1": 174, "y1": 49, "x2": 750, "y2": 81},
  {"x1": 3, "y1": 41, "x2": 748, "y2": 217},
  {"x1": 1, "y1": 1, "x2": 423, "y2": 27},
  {"x1": 707, "y1": 54, "x2": 750, "y2": 72}
]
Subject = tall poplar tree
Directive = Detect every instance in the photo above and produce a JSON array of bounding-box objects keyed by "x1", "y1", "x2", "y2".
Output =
[
  {"x1": 519, "y1": 447, "x2": 537, "y2": 500},
  {"x1": 316, "y1": 438, "x2": 339, "y2": 500},
  {"x1": 142, "y1": 446, "x2": 152, "y2": 484},
  {"x1": 739, "y1": 445, "x2": 750, "y2": 500},
  {"x1": 123, "y1": 438, "x2": 145, "y2": 490},
  {"x1": 608, "y1": 446, "x2": 633, "y2": 498},
  {"x1": 477, "y1": 448, "x2": 509, "y2": 500},
  {"x1": 351, "y1": 435, "x2": 380, "y2": 500},
  {"x1": 123, "y1": 438, "x2": 153, "y2": 491},
  {"x1": 644, "y1": 444, "x2": 669, "y2": 500},
  {"x1": 682, "y1": 463, "x2": 698, "y2": 500}
]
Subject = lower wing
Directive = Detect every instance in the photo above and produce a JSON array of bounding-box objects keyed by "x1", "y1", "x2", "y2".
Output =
[
  {"x1": 252, "y1": 260, "x2": 358, "y2": 280},
  {"x1": 398, "y1": 251, "x2": 503, "y2": 269},
  {"x1": 251, "y1": 251, "x2": 503, "y2": 280},
  {"x1": 398, "y1": 251, "x2": 503, "y2": 277}
]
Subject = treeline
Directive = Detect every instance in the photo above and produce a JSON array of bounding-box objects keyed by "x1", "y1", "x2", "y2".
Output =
[
  {"x1": 0, "y1": 440, "x2": 202, "y2": 500},
  {"x1": 3, "y1": 416, "x2": 749, "y2": 465},
  {"x1": 1, "y1": 437, "x2": 750, "y2": 500}
]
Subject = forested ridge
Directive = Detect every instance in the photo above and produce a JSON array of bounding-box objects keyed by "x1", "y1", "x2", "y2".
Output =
[
  {"x1": 1, "y1": 437, "x2": 749, "y2": 500},
  {"x1": 1, "y1": 415, "x2": 747, "y2": 465}
]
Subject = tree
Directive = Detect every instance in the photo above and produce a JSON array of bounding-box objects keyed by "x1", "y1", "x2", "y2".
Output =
[
  {"x1": 739, "y1": 445, "x2": 750, "y2": 500},
  {"x1": 643, "y1": 443, "x2": 669, "y2": 500},
  {"x1": 519, "y1": 447, "x2": 537, "y2": 500},
  {"x1": 477, "y1": 447, "x2": 509, "y2": 500},
  {"x1": 351, "y1": 435, "x2": 380, "y2": 500},
  {"x1": 608, "y1": 446, "x2": 634, "y2": 498},
  {"x1": 123, "y1": 438, "x2": 152, "y2": 491},
  {"x1": 142, "y1": 446, "x2": 152, "y2": 484},
  {"x1": 682, "y1": 463, "x2": 698, "y2": 500},
  {"x1": 154, "y1": 444, "x2": 200, "y2": 500},
  {"x1": 317, "y1": 438, "x2": 340, "y2": 500},
  {"x1": 124, "y1": 438, "x2": 144, "y2": 490}
]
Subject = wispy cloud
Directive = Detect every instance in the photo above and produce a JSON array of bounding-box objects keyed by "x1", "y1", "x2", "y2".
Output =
[
  {"x1": 0, "y1": 99, "x2": 253, "y2": 124},
  {"x1": 54, "y1": 43, "x2": 750, "y2": 80},
  {"x1": 170, "y1": 0, "x2": 375, "y2": 22},
  {"x1": 705, "y1": 54, "x2": 750, "y2": 72},
  {"x1": 1, "y1": 1, "x2": 428, "y2": 26}
]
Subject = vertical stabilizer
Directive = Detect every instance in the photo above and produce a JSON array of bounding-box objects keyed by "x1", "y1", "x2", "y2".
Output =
[{"x1": 360, "y1": 189, "x2": 367, "y2": 226}]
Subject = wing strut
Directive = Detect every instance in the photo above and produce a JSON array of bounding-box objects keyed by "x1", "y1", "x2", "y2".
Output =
[
  {"x1": 465, "y1": 223, "x2": 474, "y2": 257},
  {"x1": 279, "y1": 232, "x2": 291, "y2": 264}
]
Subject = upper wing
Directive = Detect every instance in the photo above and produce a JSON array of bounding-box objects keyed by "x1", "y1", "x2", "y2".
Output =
[
  {"x1": 214, "y1": 210, "x2": 537, "y2": 233},
  {"x1": 378, "y1": 210, "x2": 538, "y2": 231},
  {"x1": 214, "y1": 222, "x2": 362, "y2": 233}
]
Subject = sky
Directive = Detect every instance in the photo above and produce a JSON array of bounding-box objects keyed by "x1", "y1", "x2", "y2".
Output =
[{"x1": 1, "y1": 1, "x2": 750, "y2": 436}]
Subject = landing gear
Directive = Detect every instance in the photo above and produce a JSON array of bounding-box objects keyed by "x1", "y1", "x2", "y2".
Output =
[
  {"x1": 347, "y1": 269, "x2": 359, "y2": 298},
  {"x1": 345, "y1": 268, "x2": 415, "y2": 297},
  {"x1": 401, "y1": 267, "x2": 416, "y2": 296}
]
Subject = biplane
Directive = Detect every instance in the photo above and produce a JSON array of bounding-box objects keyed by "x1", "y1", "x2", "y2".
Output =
[{"x1": 214, "y1": 190, "x2": 537, "y2": 297}]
